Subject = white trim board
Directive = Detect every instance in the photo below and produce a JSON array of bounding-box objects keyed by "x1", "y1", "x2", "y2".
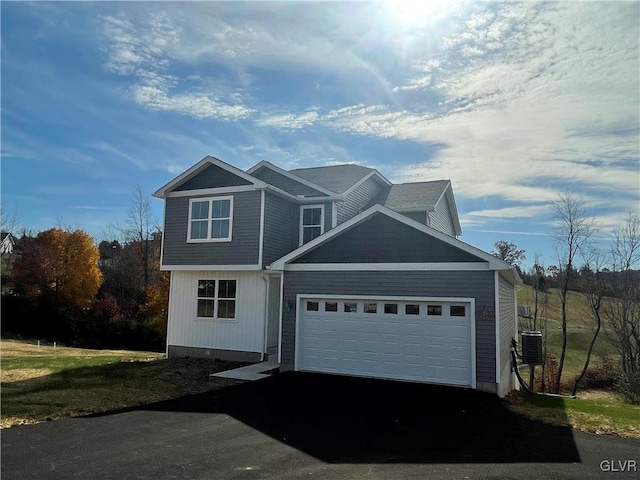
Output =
[
  {"x1": 165, "y1": 185, "x2": 257, "y2": 198},
  {"x1": 299, "y1": 204, "x2": 325, "y2": 246},
  {"x1": 160, "y1": 264, "x2": 263, "y2": 271},
  {"x1": 283, "y1": 262, "x2": 490, "y2": 272},
  {"x1": 258, "y1": 190, "x2": 266, "y2": 268}
]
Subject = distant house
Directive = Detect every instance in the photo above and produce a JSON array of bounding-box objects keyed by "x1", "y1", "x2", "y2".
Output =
[
  {"x1": 1, "y1": 232, "x2": 15, "y2": 256},
  {"x1": 154, "y1": 156, "x2": 522, "y2": 397}
]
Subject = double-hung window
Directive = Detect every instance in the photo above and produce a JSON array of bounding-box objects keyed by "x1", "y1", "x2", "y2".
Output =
[
  {"x1": 300, "y1": 205, "x2": 324, "y2": 245},
  {"x1": 188, "y1": 196, "x2": 233, "y2": 242},
  {"x1": 197, "y1": 279, "x2": 237, "y2": 319}
]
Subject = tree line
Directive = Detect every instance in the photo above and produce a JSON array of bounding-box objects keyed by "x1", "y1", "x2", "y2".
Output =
[
  {"x1": 492, "y1": 194, "x2": 639, "y2": 402},
  {"x1": 1, "y1": 186, "x2": 168, "y2": 352}
]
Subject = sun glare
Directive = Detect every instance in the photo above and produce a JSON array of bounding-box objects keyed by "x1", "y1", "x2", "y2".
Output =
[{"x1": 381, "y1": 0, "x2": 458, "y2": 30}]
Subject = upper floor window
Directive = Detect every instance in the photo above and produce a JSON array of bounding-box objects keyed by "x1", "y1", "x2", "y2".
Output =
[
  {"x1": 188, "y1": 196, "x2": 233, "y2": 242},
  {"x1": 300, "y1": 205, "x2": 324, "y2": 245}
]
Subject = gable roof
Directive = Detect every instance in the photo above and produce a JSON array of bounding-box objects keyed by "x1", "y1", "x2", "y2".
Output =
[
  {"x1": 269, "y1": 204, "x2": 522, "y2": 284},
  {"x1": 154, "y1": 156, "x2": 266, "y2": 198},
  {"x1": 247, "y1": 161, "x2": 337, "y2": 198},
  {"x1": 290, "y1": 164, "x2": 385, "y2": 194}
]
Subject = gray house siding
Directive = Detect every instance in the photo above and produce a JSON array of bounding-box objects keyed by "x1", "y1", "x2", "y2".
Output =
[
  {"x1": 430, "y1": 195, "x2": 456, "y2": 236},
  {"x1": 263, "y1": 194, "x2": 299, "y2": 267},
  {"x1": 281, "y1": 270, "x2": 497, "y2": 384},
  {"x1": 336, "y1": 175, "x2": 383, "y2": 224},
  {"x1": 251, "y1": 166, "x2": 328, "y2": 197},
  {"x1": 498, "y1": 272, "x2": 516, "y2": 392},
  {"x1": 293, "y1": 213, "x2": 484, "y2": 264},
  {"x1": 173, "y1": 164, "x2": 253, "y2": 191},
  {"x1": 402, "y1": 211, "x2": 427, "y2": 225},
  {"x1": 162, "y1": 190, "x2": 261, "y2": 266}
]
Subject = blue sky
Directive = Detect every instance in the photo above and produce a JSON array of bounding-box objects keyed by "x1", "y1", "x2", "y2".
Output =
[{"x1": 2, "y1": 1, "x2": 639, "y2": 269}]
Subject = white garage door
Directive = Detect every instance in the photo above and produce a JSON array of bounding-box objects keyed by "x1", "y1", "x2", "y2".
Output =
[{"x1": 297, "y1": 297, "x2": 474, "y2": 387}]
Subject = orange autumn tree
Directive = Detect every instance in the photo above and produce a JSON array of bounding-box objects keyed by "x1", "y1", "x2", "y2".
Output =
[
  {"x1": 13, "y1": 228, "x2": 103, "y2": 309},
  {"x1": 142, "y1": 270, "x2": 170, "y2": 338}
]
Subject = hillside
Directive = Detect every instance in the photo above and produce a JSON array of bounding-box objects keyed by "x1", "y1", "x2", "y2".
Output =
[{"x1": 516, "y1": 285, "x2": 619, "y2": 378}]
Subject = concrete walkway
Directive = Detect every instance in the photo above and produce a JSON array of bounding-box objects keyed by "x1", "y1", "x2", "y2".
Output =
[{"x1": 211, "y1": 359, "x2": 280, "y2": 381}]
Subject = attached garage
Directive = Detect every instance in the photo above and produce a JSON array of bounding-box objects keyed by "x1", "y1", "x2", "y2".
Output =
[
  {"x1": 297, "y1": 296, "x2": 475, "y2": 387},
  {"x1": 270, "y1": 205, "x2": 522, "y2": 396}
]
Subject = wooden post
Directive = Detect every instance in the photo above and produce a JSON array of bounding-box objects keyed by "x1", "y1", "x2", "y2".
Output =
[{"x1": 529, "y1": 365, "x2": 535, "y2": 392}]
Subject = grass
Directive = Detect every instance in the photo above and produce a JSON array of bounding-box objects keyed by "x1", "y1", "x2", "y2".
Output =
[
  {"x1": 510, "y1": 286, "x2": 640, "y2": 438},
  {"x1": 516, "y1": 285, "x2": 619, "y2": 378},
  {"x1": 507, "y1": 390, "x2": 640, "y2": 439},
  {"x1": 0, "y1": 339, "x2": 244, "y2": 428}
]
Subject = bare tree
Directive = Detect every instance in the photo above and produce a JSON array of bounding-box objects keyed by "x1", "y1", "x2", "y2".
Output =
[
  {"x1": 0, "y1": 206, "x2": 19, "y2": 234},
  {"x1": 572, "y1": 250, "x2": 606, "y2": 396},
  {"x1": 121, "y1": 185, "x2": 159, "y2": 288},
  {"x1": 604, "y1": 211, "x2": 640, "y2": 401},
  {"x1": 552, "y1": 191, "x2": 597, "y2": 392}
]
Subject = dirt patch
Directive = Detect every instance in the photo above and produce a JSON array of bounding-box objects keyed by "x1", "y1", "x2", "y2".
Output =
[
  {"x1": 1, "y1": 368, "x2": 55, "y2": 383},
  {"x1": 156, "y1": 357, "x2": 248, "y2": 395}
]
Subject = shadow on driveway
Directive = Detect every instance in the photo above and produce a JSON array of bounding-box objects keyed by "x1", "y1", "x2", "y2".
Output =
[{"x1": 134, "y1": 371, "x2": 580, "y2": 464}]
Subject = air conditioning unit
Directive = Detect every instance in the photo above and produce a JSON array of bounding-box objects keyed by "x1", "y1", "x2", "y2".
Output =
[{"x1": 521, "y1": 331, "x2": 543, "y2": 365}]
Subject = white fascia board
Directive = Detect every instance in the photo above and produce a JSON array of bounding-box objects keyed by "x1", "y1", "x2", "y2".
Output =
[
  {"x1": 165, "y1": 185, "x2": 257, "y2": 198},
  {"x1": 258, "y1": 190, "x2": 265, "y2": 268},
  {"x1": 154, "y1": 156, "x2": 265, "y2": 198},
  {"x1": 160, "y1": 264, "x2": 263, "y2": 271},
  {"x1": 341, "y1": 170, "x2": 391, "y2": 197},
  {"x1": 270, "y1": 203, "x2": 519, "y2": 274},
  {"x1": 284, "y1": 262, "x2": 490, "y2": 272},
  {"x1": 247, "y1": 160, "x2": 338, "y2": 197}
]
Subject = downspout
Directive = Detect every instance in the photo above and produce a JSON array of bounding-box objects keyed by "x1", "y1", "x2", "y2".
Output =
[{"x1": 261, "y1": 273, "x2": 269, "y2": 362}]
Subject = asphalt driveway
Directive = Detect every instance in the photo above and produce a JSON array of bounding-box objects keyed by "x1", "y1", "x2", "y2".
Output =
[{"x1": 2, "y1": 372, "x2": 639, "y2": 479}]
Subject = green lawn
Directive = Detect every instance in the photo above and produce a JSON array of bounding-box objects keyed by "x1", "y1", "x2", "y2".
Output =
[
  {"x1": 517, "y1": 285, "x2": 619, "y2": 379},
  {"x1": 1, "y1": 339, "x2": 242, "y2": 428},
  {"x1": 507, "y1": 390, "x2": 640, "y2": 438}
]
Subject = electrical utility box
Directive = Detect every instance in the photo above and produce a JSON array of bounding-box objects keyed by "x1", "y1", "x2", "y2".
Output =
[{"x1": 521, "y1": 331, "x2": 544, "y2": 365}]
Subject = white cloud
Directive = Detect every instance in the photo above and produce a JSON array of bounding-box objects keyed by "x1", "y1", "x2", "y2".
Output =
[
  {"x1": 325, "y1": 2, "x2": 639, "y2": 212},
  {"x1": 257, "y1": 110, "x2": 320, "y2": 130},
  {"x1": 101, "y1": 11, "x2": 251, "y2": 122},
  {"x1": 466, "y1": 205, "x2": 553, "y2": 219}
]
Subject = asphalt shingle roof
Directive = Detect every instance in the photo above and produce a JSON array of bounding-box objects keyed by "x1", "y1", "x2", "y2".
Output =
[
  {"x1": 290, "y1": 164, "x2": 375, "y2": 194},
  {"x1": 381, "y1": 180, "x2": 450, "y2": 210}
]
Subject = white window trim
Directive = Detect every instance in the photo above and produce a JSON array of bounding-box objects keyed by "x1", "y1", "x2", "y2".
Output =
[
  {"x1": 299, "y1": 204, "x2": 325, "y2": 246},
  {"x1": 187, "y1": 196, "x2": 234, "y2": 243},
  {"x1": 195, "y1": 278, "x2": 238, "y2": 321}
]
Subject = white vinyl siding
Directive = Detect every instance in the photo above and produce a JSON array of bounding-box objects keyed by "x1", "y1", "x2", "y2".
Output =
[{"x1": 167, "y1": 271, "x2": 266, "y2": 353}]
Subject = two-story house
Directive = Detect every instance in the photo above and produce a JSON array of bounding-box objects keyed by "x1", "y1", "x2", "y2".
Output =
[{"x1": 154, "y1": 156, "x2": 522, "y2": 397}]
